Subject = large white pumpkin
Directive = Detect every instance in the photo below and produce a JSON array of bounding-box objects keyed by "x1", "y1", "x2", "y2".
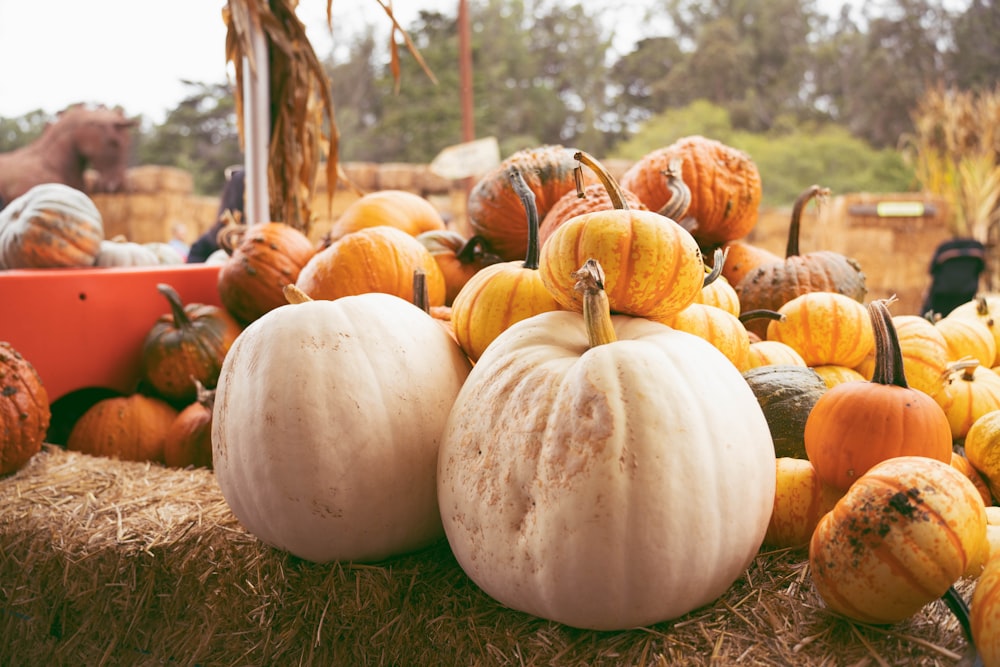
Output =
[
  {"x1": 438, "y1": 304, "x2": 776, "y2": 630},
  {"x1": 213, "y1": 293, "x2": 472, "y2": 563}
]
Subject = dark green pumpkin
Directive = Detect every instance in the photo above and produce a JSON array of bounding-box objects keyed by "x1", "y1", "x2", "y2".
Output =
[
  {"x1": 140, "y1": 283, "x2": 243, "y2": 405},
  {"x1": 742, "y1": 364, "x2": 828, "y2": 459}
]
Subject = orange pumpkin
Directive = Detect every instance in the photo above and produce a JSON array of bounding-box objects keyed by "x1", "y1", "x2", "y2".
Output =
[
  {"x1": 296, "y1": 225, "x2": 447, "y2": 306},
  {"x1": 67, "y1": 393, "x2": 178, "y2": 463},
  {"x1": 416, "y1": 230, "x2": 503, "y2": 306},
  {"x1": 467, "y1": 145, "x2": 594, "y2": 261},
  {"x1": 809, "y1": 456, "x2": 986, "y2": 624},
  {"x1": 325, "y1": 190, "x2": 447, "y2": 244},
  {"x1": 538, "y1": 151, "x2": 704, "y2": 321},
  {"x1": 951, "y1": 450, "x2": 994, "y2": 508},
  {"x1": 217, "y1": 222, "x2": 317, "y2": 325},
  {"x1": 718, "y1": 239, "x2": 781, "y2": 288},
  {"x1": 140, "y1": 283, "x2": 243, "y2": 405},
  {"x1": 538, "y1": 181, "x2": 648, "y2": 246},
  {"x1": 965, "y1": 409, "x2": 1000, "y2": 504},
  {"x1": 0, "y1": 342, "x2": 50, "y2": 475},
  {"x1": 450, "y1": 167, "x2": 563, "y2": 362},
  {"x1": 163, "y1": 381, "x2": 215, "y2": 469},
  {"x1": 736, "y1": 185, "x2": 867, "y2": 339},
  {"x1": 619, "y1": 135, "x2": 762, "y2": 249},
  {"x1": 804, "y1": 299, "x2": 953, "y2": 491}
]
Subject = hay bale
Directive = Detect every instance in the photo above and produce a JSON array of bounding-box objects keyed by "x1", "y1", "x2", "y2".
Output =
[
  {"x1": 0, "y1": 446, "x2": 975, "y2": 666},
  {"x1": 126, "y1": 166, "x2": 195, "y2": 195}
]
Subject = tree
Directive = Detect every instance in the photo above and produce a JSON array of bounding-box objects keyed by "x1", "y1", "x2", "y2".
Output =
[
  {"x1": 949, "y1": 0, "x2": 1000, "y2": 91},
  {"x1": 135, "y1": 81, "x2": 242, "y2": 195},
  {"x1": 0, "y1": 109, "x2": 50, "y2": 153}
]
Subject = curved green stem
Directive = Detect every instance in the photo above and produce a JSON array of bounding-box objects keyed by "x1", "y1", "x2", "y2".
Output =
[
  {"x1": 869, "y1": 297, "x2": 907, "y2": 388},
  {"x1": 157, "y1": 283, "x2": 191, "y2": 330},
  {"x1": 509, "y1": 167, "x2": 541, "y2": 270},
  {"x1": 574, "y1": 150, "x2": 629, "y2": 210},
  {"x1": 785, "y1": 185, "x2": 830, "y2": 258}
]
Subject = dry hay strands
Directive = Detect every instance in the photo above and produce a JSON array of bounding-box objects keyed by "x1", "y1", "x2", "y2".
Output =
[{"x1": 0, "y1": 445, "x2": 974, "y2": 666}]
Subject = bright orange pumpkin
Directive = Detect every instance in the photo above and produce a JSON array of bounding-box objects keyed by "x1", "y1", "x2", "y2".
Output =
[
  {"x1": 325, "y1": 190, "x2": 447, "y2": 244},
  {"x1": 295, "y1": 225, "x2": 447, "y2": 306},
  {"x1": 804, "y1": 299, "x2": 953, "y2": 491}
]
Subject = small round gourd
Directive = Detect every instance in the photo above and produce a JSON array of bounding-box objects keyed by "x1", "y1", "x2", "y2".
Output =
[{"x1": 742, "y1": 364, "x2": 827, "y2": 459}]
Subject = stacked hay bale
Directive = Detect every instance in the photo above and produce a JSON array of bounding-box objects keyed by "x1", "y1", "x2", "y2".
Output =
[{"x1": 91, "y1": 166, "x2": 219, "y2": 245}]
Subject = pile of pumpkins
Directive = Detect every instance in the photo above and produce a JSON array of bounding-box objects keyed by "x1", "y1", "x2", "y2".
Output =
[
  {"x1": 0, "y1": 182, "x2": 189, "y2": 269},
  {"x1": 6, "y1": 136, "x2": 1000, "y2": 660}
]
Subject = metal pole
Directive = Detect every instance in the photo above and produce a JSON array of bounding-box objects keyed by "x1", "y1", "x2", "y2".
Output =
[
  {"x1": 458, "y1": 0, "x2": 474, "y2": 143},
  {"x1": 243, "y1": 20, "x2": 270, "y2": 225}
]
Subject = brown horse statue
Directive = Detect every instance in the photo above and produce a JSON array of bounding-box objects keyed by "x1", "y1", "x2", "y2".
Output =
[{"x1": 0, "y1": 104, "x2": 137, "y2": 209}]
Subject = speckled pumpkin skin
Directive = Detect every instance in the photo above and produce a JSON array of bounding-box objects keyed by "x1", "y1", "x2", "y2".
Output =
[{"x1": 0, "y1": 342, "x2": 50, "y2": 475}]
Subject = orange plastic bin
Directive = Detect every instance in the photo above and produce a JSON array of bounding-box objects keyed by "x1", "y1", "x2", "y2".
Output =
[{"x1": 0, "y1": 264, "x2": 223, "y2": 404}]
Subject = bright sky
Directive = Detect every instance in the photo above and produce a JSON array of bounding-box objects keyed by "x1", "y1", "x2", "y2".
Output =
[
  {"x1": 0, "y1": 0, "x2": 448, "y2": 124},
  {"x1": 0, "y1": 1, "x2": 860, "y2": 125}
]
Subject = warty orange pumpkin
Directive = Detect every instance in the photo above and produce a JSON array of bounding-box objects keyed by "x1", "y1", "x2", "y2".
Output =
[
  {"x1": 619, "y1": 135, "x2": 762, "y2": 249},
  {"x1": 0, "y1": 342, "x2": 50, "y2": 475}
]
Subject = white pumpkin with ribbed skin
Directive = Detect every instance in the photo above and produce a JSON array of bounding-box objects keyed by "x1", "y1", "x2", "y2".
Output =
[
  {"x1": 437, "y1": 309, "x2": 776, "y2": 630},
  {"x1": 213, "y1": 293, "x2": 472, "y2": 563}
]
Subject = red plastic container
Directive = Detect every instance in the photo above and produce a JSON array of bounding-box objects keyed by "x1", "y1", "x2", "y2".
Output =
[{"x1": 0, "y1": 264, "x2": 223, "y2": 403}]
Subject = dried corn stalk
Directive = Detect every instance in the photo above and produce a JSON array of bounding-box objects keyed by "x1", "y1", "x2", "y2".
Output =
[{"x1": 223, "y1": 0, "x2": 434, "y2": 234}]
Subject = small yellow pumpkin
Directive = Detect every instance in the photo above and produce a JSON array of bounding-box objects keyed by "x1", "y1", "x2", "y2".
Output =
[
  {"x1": 766, "y1": 291, "x2": 874, "y2": 369},
  {"x1": 538, "y1": 151, "x2": 705, "y2": 321}
]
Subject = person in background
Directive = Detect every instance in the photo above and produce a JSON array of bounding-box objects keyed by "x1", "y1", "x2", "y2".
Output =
[
  {"x1": 168, "y1": 221, "x2": 190, "y2": 260},
  {"x1": 922, "y1": 237, "x2": 986, "y2": 318},
  {"x1": 187, "y1": 166, "x2": 245, "y2": 263}
]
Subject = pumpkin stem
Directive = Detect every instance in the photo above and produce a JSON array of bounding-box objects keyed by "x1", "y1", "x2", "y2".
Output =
[
  {"x1": 785, "y1": 185, "x2": 830, "y2": 258},
  {"x1": 941, "y1": 585, "x2": 976, "y2": 649},
  {"x1": 282, "y1": 284, "x2": 313, "y2": 304},
  {"x1": 738, "y1": 309, "x2": 786, "y2": 326},
  {"x1": 704, "y1": 247, "x2": 728, "y2": 288},
  {"x1": 573, "y1": 150, "x2": 629, "y2": 211},
  {"x1": 508, "y1": 167, "x2": 542, "y2": 270},
  {"x1": 869, "y1": 297, "x2": 908, "y2": 388},
  {"x1": 658, "y1": 158, "x2": 692, "y2": 222},
  {"x1": 191, "y1": 377, "x2": 216, "y2": 410},
  {"x1": 456, "y1": 234, "x2": 503, "y2": 267},
  {"x1": 157, "y1": 283, "x2": 192, "y2": 330},
  {"x1": 573, "y1": 259, "x2": 617, "y2": 347},
  {"x1": 412, "y1": 269, "x2": 429, "y2": 313},
  {"x1": 944, "y1": 357, "x2": 982, "y2": 383}
]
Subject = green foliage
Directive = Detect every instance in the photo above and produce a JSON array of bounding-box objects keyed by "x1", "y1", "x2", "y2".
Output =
[
  {"x1": 0, "y1": 109, "x2": 53, "y2": 152},
  {"x1": 613, "y1": 100, "x2": 915, "y2": 207},
  {"x1": 134, "y1": 82, "x2": 243, "y2": 196}
]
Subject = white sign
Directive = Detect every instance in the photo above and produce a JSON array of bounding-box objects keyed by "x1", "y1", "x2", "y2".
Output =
[{"x1": 429, "y1": 137, "x2": 501, "y2": 180}]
